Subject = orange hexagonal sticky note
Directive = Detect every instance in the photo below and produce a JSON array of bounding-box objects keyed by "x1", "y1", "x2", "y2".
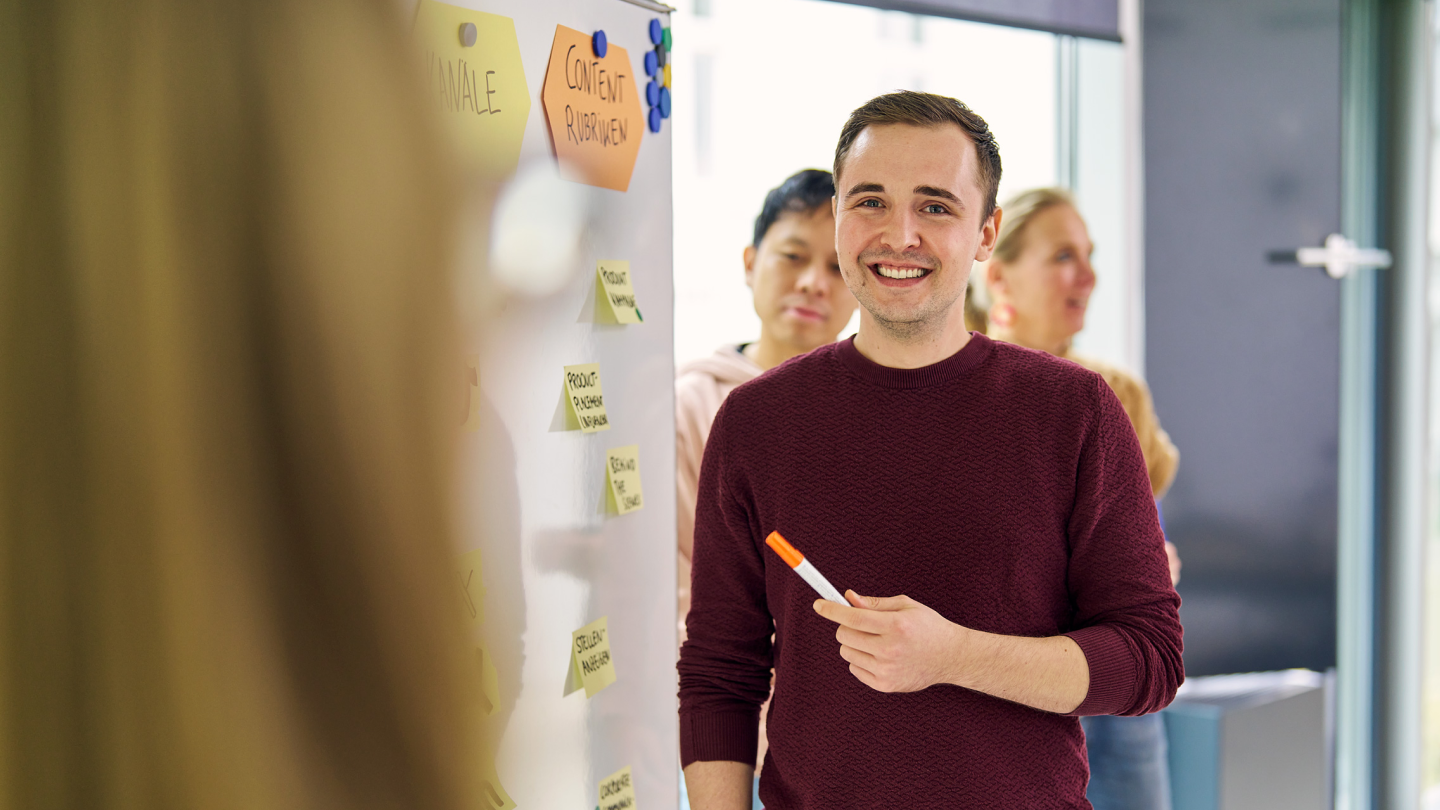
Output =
[
  {"x1": 414, "y1": 0, "x2": 529, "y2": 179},
  {"x1": 541, "y1": 25, "x2": 644, "y2": 192}
]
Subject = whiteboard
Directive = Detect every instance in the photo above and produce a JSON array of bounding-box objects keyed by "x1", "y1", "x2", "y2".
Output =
[{"x1": 447, "y1": 0, "x2": 678, "y2": 807}]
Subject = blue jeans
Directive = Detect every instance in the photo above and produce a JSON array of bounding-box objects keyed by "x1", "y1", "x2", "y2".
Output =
[{"x1": 1081, "y1": 714, "x2": 1172, "y2": 810}]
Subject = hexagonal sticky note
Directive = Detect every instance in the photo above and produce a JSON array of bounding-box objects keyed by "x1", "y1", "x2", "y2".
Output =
[
  {"x1": 542, "y1": 25, "x2": 645, "y2": 192},
  {"x1": 414, "y1": 1, "x2": 529, "y2": 178}
]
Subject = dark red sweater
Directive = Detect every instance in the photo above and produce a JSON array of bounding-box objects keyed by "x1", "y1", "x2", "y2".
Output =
[{"x1": 678, "y1": 334, "x2": 1183, "y2": 809}]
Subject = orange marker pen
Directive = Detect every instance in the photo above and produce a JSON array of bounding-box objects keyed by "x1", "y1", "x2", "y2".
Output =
[{"x1": 765, "y1": 531, "x2": 849, "y2": 606}]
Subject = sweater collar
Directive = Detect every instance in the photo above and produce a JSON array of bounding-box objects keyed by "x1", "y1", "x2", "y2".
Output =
[{"x1": 835, "y1": 332, "x2": 994, "y2": 389}]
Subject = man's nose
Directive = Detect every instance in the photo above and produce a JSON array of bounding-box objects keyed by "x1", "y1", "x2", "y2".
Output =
[
  {"x1": 797, "y1": 262, "x2": 830, "y2": 296},
  {"x1": 880, "y1": 206, "x2": 923, "y2": 253}
]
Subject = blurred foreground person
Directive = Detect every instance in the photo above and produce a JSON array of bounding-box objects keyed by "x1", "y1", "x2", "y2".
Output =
[
  {"x1": 0, "y1": 2, "x2": 483, "y2": 810},
  {"x1": 972, "y1": 188, "x2": 1180, "y2": 810}
]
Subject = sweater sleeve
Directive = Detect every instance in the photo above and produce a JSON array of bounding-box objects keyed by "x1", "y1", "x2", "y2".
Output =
[
  {"x1": 677, "y1": 401, "x2": 774, "y2": 767},
  {"x1": 1062, "y1": 376, "x2": 1185, "y2": 716}
]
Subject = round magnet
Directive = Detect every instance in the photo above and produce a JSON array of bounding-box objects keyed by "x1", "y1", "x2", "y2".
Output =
[
  {"x1": 663, "y1": 63, "x2": 672, "y2": 88},
  {"x1": 643, "y1": 50, "x2": 658, "y2": 77},
  {"x1": 592, "y1": 30, "x2": 608, "y2": 58},
  {"x1": 659, "y1": 86, "x2": 671, "y2": 118},
  {"x1": 663, "y1": 27, "x2": 672, "y2": 51},
  {"x1": 648, "y1": 106, "x2": 662, "y2": 133},
  {"x1": 655, "y1": 44, "x2": 667, "y2": 68},
  {"x1": 649, "y1": 18, "x2": 664, "y2": 45},
  {"x1": 646, "y1": 80, "x2": 660, "y2": 107},
  {"x1": 459, "y1": 22, "x2": 477, "y2": 47}
]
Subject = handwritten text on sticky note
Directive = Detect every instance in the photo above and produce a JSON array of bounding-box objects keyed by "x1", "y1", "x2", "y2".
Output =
[
  {"x1": 599, "y1": 766, "x2": 637, "y2": 810},
  {"x1": 605, "y1": 445, "x2": 644, "y2": 514},
  {"x1": 566, "y1": 615, "x2": 616, "y2": 698},
  {"x1": 540, "y1": 26, "x2": 644, "y2": 191},
  {"x1": 597, "y1": 260, "x2": 642, "y2": 324},
  {"x1": 563, "y1": 363, "x2": 610, "y2": 432},
  {"x1": 413, "y1": 1, "x2": 529, "y2": 177}
]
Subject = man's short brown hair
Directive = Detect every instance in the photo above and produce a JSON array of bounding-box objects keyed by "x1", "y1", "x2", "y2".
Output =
[{"x1": 833, "y1": 91, "x2": 1003, "y2": 222}]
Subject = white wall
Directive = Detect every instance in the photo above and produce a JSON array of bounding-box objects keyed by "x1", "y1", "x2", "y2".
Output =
[{"x1": 670, "y1": 0, "x2": 1059, "y2": 367}]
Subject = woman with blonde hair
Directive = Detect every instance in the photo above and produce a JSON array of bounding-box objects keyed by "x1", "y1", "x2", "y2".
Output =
[
  {"x1": 0, "y1": 1, "x2": 486, "y2": 809},
  {"x1": 969, "y1": 188, "x2": 1180, "y2": 810}
]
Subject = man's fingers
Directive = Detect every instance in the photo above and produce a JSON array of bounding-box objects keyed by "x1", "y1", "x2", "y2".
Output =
[
  {"x1": 848, "y1": 663, "x2": 881, "y2": 692},
  {"x1": 813, "y1": 599, "x2": 888, "y2": 633},
  {"x1": 837, "y1": 643, "x2": 877, "y2": 671},
  {"x1": 846, "y1": 590, "x2": 912, "y2": 612},
  {"x1": 836, "y1": 624, "x2": 881, "y2": 652}
]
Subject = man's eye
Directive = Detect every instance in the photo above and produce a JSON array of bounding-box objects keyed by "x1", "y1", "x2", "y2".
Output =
[
  {"x1": 1056, "y1": 251, "x2": 1073, "y2": 261},
  {"x1": 923, "y1": 204, "x2": 948, "y2": 214},
  {"x1": 859, "y1": 199, "x2": 882, "y2": 208},
  {"x1": 783, "y1": 253, "x2": 802, "y2": 262}
]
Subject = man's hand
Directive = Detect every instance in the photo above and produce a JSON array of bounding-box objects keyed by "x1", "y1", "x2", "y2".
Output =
[
  {"x1": 813, "y1": 589, "x2": 1090, "y2": 713},
  {"x1": 1165, "y1": 541, "x2": 1181, "y2": 586},
  {"x1": 812, "y1": 590, "x2": 963, "y2": 693}
]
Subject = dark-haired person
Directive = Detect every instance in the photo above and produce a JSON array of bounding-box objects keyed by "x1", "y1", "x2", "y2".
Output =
[
  {"x1": 678, "y1": 91, "x2": 1183, "y2": 809},
  {"x1": 676, "y1": 169, "x2": 857, "y2": 646},
  {"x1": 676, "y1": 170, "x2": 856, "y2": 809}
]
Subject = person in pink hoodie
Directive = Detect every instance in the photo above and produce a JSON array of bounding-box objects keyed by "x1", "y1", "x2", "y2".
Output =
[
  {"x1": 675, "y1": 170, "x2": 858, "y2": 807},
  {"x1": 676, "y1": 169, "x2": 859, "y2": 641}
]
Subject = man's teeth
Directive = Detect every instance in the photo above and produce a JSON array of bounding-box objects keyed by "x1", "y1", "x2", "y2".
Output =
[{"x1": 876, "y1": 265, "x2": 926, "y2": 279}]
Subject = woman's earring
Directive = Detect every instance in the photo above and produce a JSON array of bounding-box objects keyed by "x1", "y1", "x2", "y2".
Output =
[{"x1": 991, "y1": 303, "x2": 1015, "y2": 327}]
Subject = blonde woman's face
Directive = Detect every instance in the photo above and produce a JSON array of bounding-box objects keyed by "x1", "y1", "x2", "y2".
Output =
[{"x1": 993, "y1": 204, "x2": 1095, "y2": 345}]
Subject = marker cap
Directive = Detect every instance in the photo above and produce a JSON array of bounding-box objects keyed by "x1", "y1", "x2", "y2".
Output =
[{"x1": 765, "y1": 531, "x2": 804, "y2": 569}]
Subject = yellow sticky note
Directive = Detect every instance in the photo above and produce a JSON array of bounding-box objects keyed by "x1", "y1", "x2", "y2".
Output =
[
  {"x1": 596, "y1": 260, "x2": 642, "y2": 324},
  {"x1": 598, "y1": 766, "x2": 637, "y2": 810},
  {"x1": 475, "y1": 645, "x2": 499, "y2": 716},
  {"x1": 565, "y1": 616, "x2": 616, "y2": 698},
  {"x1": 463, "y1": 354, "x2": 481, "y2": 432},
  {"x1": 605, "y1": 445, "x2": 644, "y2": 515},
  {"x1": 481, "y1": 766, "x2": 516, "y2": 810},
  {"x1": 563, "y1": 363, "x2": 610, "y2": 432},
  {"x1": 457, "y1": 549, "x2": 486, "y2": 625},
  {"x1": 413, "y1": 1, "x2": 530, "y2": 178}
]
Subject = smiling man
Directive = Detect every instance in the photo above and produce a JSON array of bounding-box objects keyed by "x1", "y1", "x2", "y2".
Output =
[{"x1": 678, "y1": 92, "x2": 1183, "y2": 809}]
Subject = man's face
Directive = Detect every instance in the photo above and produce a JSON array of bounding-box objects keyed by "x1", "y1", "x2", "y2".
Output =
[
  {"x1": 833, "y1": 123, "x2": 1000, "y2": 339},
  {"x1": 745, "y1": 208, "x2": 858, "y2": 352}
]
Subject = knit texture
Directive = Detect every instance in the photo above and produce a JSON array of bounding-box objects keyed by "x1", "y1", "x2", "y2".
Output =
[{"x1": 678, "y1": 334, "x2": 1184, "y2": 809}]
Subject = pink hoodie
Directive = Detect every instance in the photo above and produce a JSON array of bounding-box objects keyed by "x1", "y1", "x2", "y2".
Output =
[{"x1": 675, "y1": 345, "x2": 763, "y2": 639}]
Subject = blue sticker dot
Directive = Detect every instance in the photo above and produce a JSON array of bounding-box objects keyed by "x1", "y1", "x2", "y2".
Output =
[
  {"x1": 648, "y1": 106, "x2": 662, "y2": 133},
  {"x1": 592, "y1": 30, "x2": 607, "y2": 58},
  {"x1": 643, "y1": 50, "x2": 658, "y2": 77},
  {"x1": 649, "y1": 19, "x2": 664, "y2": 45},
  {"x1": 646, "y1": 80, "x2": 660, "y2": 107},
  {"x1": 659, "y1": 86, "x2": 671, "y2": 118}
]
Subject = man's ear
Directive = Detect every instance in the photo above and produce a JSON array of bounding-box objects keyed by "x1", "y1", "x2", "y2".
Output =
[
  {"x1": 743, "y1": 245, "x2": 758, "y2": 290},
  {"x1": 973, "y1": 206, "x2": 1003, "y2": 263}
]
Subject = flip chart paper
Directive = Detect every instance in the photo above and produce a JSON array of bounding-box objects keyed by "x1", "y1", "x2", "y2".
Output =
[
  {"x1": 562, "y1": 363, "x2": 610, "y2": 432},
  {"x1": 596, "y1": 260, "x2": 642, "y2": 324},
  {"x1": 565, "y1": 616, "x2": 616, "y2": 698},
  {"x1": 605, "y1": 445, "x2": 644, "y2": 515},
  {"x1": 541, "y1": 25, "x2": 644, "y2": 191},
  {"x1": 457, "y1": 549, "x2": 486, "y2": 625},
  {"x1": 413, "y1": 1, "x2": 530, "y2": 177},
  {"x1": 598, "y1": 766, "x2": 637, "y2": 810}
]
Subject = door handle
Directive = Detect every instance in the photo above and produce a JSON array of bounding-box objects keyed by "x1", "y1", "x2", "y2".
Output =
[{"x1": 1266, "y1": 233, "x2": 1392, "y2": 279}]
